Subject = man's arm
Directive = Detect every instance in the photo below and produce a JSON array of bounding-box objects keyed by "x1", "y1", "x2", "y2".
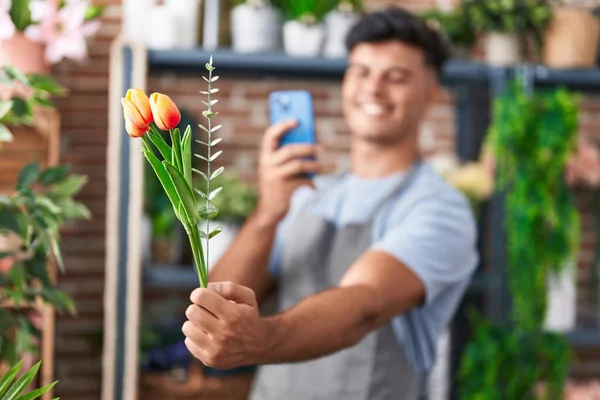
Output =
[{"x1": 260, "y1": 250, "x2": 425, "y2": 363}]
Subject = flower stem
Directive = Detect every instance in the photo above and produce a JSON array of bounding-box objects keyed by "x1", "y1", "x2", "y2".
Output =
[{"x1": 190, "y1": 225, "x2": 207, "y2": 288}]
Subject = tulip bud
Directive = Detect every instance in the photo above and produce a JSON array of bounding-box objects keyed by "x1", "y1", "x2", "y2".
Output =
[
  {"x1": 149, "y1": 93, "x2": 181, "y2": 131},
  {"x1": 121, "y1": 98, "x2": 151, "y2": 129},
  {"x1": 126, "y1": 88, "x2": 153, "y2": 124},
  {"x1": 125, "y1": 118, "x2": 149, "y2": 138}
]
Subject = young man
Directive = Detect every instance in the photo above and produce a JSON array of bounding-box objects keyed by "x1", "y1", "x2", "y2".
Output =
[{"x1": 181, "y1": 7, "x2": 478, "y2": 399}]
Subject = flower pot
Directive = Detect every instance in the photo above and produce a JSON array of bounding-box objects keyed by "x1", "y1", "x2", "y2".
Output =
[
  {"x1": 230, "y1": 3, "x2": 282, "y2": 53},
  {"x1": 0, "y1": 33, "x2": 49, "y2": 75},
  {"x1": 165, "y1": 0, "x2": 202, "y2": 49},
  {"x1": 322, "y1": 10, "x2": 360, "y2": 58},
  {"x1": 484, "y1": 33, "x2": 521, "y2": 66},
  {"x1": 283, "y1": 20, "x2": 325, "y2": 58},
  {"x1": 542, "y1": 7, "x2": 600, "y2": 69},
  {"x1": 544, "y1": 260, "x2": 576, "y2": 332}
]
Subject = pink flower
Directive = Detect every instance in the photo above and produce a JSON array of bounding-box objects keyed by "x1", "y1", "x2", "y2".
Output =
[
  {"x1": 24, "y1": 0, "x2": 100, "y2": 64},
  {"x1": 0, "y1": 0, "x2": 16, "y2": 41}
]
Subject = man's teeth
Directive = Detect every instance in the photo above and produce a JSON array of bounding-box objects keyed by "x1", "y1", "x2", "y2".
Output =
[{"x1": 361, "y1": 103, "x2": 388, "y2": 116}]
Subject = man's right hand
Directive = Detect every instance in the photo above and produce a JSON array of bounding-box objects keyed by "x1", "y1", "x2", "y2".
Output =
[{"x1": 255, "y1": 118, "x2": 321, "y2": 226}]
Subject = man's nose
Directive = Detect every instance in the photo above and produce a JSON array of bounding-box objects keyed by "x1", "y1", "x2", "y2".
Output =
[{"x1": 361, "y1": 75, "x2": 386, "y2": 98}]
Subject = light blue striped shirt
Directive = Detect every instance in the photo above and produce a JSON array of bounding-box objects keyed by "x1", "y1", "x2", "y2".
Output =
[{"x1": 268, "y1": 162, "x2": 479, "y2": 380}]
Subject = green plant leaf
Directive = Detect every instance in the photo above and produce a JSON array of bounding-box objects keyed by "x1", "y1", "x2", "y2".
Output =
[
  {"x1": 17, "y1": 162, "x2": 40, "y2": 191},
  {"x1": 208, "y1": 187, "x2": 223, "y2": 200},
  {"x1": 34, "y1": 196, "x2": 62, "y2": 215},
  {"x1": 210, "y1": 137, "x2": 222, "y2": 146},
  {"x1": 9, "y1": 97, "x2": 31, "y2": 120},
  {"x1": 181, "y1": 125, "x2": 192, "y2": 187},
  {"x1": 84, "y1": 4, "x2": 105, "y2": 20},
  {"x1": 198, "y1": 204, "x2": 218, "y2": 220},
  {"x1": 0, "y1": 124, "x2": 13, "y2": 143},
  {"x1": 58, "y1": 199, "x2": 91, "y2": 220},
  {"x1": 170, "y1": 128, "x2": 183, "y2": 171},
  {"x1": 141, "y1": 148, "x2": 182, "y2": 221},
  {"x1": 48, "y1": 232, "x2": 64, "y2": 272},
  {"x1": 0, "y1": 360, "x2": 23, "y2": 398},
  {"x1": 210, "y1": 167, "x2": 224, "y2": 181},
  {"x1": 38, "y1": 165, "x2": 70, "y2": 186},
  {"x1": 163, "y1": 161, "x2": 197, "y2": 226},
  {"x1": 46, "y1": 175, "x2": 87, "y2": 199},
  {"x1": 209, "y1": 150, "x2": 222, "y2": 162},
  {"x1": 40, "y1": 287, "x2": 76, "y2": 315},
  {"x1": 0, "y1": 208, "x2": 20, "y2": 233},
  {"x1": 146, "y1": 127, "x2": 172, "y2": 161},
  {"x1": 3, "y1": 65, "x2": 29, "y2": 86},
  {"x1": 16, "y1": 380, "x2": 58, "y2": 400},
  {"x1": 9, "y1": 0, "x2": 32, "y2": 31},
  {"x1": 209, "y1": 227, "x2": 222, "y2": 239},
  {"x1": 3, "y1": 361, "x2": 41, "y2": 400},
  {"x1": 0, "y1": 100, "x2": 13, "y2": 119},
  {"x1": 27, "y1": 75, "x2": 66, "y2": 96}
]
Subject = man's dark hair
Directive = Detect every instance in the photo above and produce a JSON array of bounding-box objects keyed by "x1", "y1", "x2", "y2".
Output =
[{"x1": 345, "y1": 6, "x2": 451, "y2": 76}]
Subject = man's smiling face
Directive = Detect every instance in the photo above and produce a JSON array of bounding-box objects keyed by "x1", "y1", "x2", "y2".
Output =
[{"x1": 341, "y1": 40, "x2": 438, "y2": 145}]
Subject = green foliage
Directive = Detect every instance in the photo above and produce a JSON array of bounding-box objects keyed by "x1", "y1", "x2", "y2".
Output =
[
  {"x1": 0, "y1": 162, "x2": 89, "y2": 366},
  {"x1": 194, "y1": 171, "x2": 258, "y2": 223},
  {"x1": 418, "y1": 4, "x2": 477, "y2": 48},
  {"x1": 459, "y1": 83, "x2": 580, "y2": 399},
  {"x1": 0, "y1": 65, "x2": 66, "y2": 146},
  {"x1": 463, "y1": 0, "x2": 554, "y2": 45},
  {"x1": 278, "y1": 0, "x2": 338, "y2": 23},
  {"x1": 0, "y1": 359, "x2": 58, "y2": 399}
]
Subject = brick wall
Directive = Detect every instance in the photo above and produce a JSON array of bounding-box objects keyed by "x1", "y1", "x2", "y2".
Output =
[{"x1": 49, "y1": 0, "x2": 599, "y2": 398}]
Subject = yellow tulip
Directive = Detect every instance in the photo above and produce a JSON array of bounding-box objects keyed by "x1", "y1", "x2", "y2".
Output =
[
  {"x1": 149, "y1": 93, "x2": 181, "y2": 131},
  {"x1": 125, "y1": 118, "x2": 149, "y2": 138},
  {"x1": 121, "y1": 88, "x2": 153, "y2": 129}
]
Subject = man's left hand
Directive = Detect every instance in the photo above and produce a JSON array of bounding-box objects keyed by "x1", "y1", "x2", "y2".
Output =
[{"x1": 182, "y1": 281, "x2": 269, "y2": 369}]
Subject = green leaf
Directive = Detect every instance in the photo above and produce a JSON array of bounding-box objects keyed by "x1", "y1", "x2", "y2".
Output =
[
  {"x1": 27, "y1": 75, "x2": 66, "y2": 96},
  {"x1": 9, "y1": 0, "x2": 32, "y2": 31},
  {"x1": 3, "y1": 65, "x2": 29, "y2": 86},
  {"x1": 211, "y1": 125, "x2": 222, "y2": 133},
  {"x1": 181, "y1": 125, "x2": 192, "y2": 187},
  {"x1": 146, "y1": 127, "x2": 172, "y2": 161},
  {"x1": 170, "y1": 128, "x2": 183, "y2": 172},
  {"x1": 0, "y1": 124, "x2": 13, "y2": 143},
  {"x1": 202, "y1": 111, "x2": 218, "y2": 119},
  {"x1": 210, "y1": 138, "x2": 222, "y2": 146},
  {"x1": 3, "y1": 361, "x2": 41, "y2": 400},
  {"x1": 210, "y1": 166, "x2": 224, "y2": 181},
  {"x1": 48, "y1": 233, "x2": 64, "y2": 272},
  {"x1": 32, "y1": 97, "x2": 54, "y2": 108},
  {"x1": 40, "y1": 287, "x2": 76, "y2": 315},
  {"x1": 17, "y1": 162, "x2": 40, "y2": 191},
  {"x1": 198, "y1": 204, "x2": 218, "y2": 220},
  {"x1": 0, "y1": 208, "x2": 20, "y2": 233},
  {"x1": 16, "y1": 380, "x2": 58, "y2": 400},
  {"x1": 0, "y1": 100, "x2": 13, "y2": 119},
  {"x1": 141, "y1": 148, "x2": 182, "y2": 221},
  {"x1": 84, "y1": 4, "x2": 105, "y2": 20},
  {"x1": 194, "y1": 188, "x2": 208, "y2": 200},
  {"x1": 209, "y1": 227, "x2": 222, "y2": 239},
  {"x1": 163, "y1": 162, "x2": 197, "y2": 226},
  {"x1": 46, "y1": 175, "x2": 87, "y2": 199},
  {"x1": 209, "y1": 150, "x2": 222, "y2": 162},
  {"x1": 209, "y1": 187, "x2": 223, "y2": 200},
  {"x1": 0, "y1": 360, "x2": 23, "y2": 398},
  {"x1": 9, "y1": 96, "x2": 32, "y2": 120},
  {"x1": 38, "y1": 165, "x2": 70, "y2": 186},
  {"x1": 23, "y1": 249, "x2": 52, "y2": 287},
  {"x1": 59, "y1": 199, "x2": 91, "y2": 220},
  {"x1": 35, "y1": 196, "x2": 62, "y2": 215},
  {"x1": 194, "y1": 154, "x2": 209, "y2": 163}
]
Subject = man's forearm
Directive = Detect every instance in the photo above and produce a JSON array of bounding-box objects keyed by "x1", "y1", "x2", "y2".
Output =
[
  {"x1": 259, "y1": 285, "x2": 381, "y2": 364},
  {"x1": 209, "y1": 211, "x2": 277, "y2": 302}
]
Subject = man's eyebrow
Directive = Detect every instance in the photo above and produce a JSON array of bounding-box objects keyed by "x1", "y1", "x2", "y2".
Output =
[{"x1": 347, "y1": 62, "x2": 412, "y2": 75}]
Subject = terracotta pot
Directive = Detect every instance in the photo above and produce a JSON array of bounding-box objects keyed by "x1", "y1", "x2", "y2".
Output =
[
  {"x1": 0, "y1": 33, "x2": 49, "y2": 75},
  {"x1": 542, "y1": 7, "x2": 600, "y2": 69}
]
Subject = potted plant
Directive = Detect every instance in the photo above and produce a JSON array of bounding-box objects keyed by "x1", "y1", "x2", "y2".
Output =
[
  {"x1": 0, "y1": 0, "x2": 104, "y2": 74},
  {"x1": 193, "y1": 170, "x2": 258, "y2": 271},
  {"x1": 542, "y1": 4, "x2": 600, "y2": 69},
  {"x1": 418, "y1": 3, "x2": 478, "y2": 60},
  {"x1": 322, "y1": 0, "x2": 362, "y2": 58},
  {"x1": 230, "y1": 0, "x2": 283, "y2": 54},
  {"x1": 0, "y1": 359, "x2": 58, "y2": 398},
  {"x1": 280, "y1": 0, "x2": 336, "y2": 57},
  {"x1": 463, "y1": 0, "x2": 553, "y2": 66}
]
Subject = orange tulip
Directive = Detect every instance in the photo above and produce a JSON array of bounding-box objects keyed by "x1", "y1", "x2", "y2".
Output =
[
  {"x1": 125, "y1": 118, "x2": 149, "y2": 138},
  {"x1": 149, "y1": 93, "x2": 181, "y2": 131},
  {"x1": 121, "y1": 88, "x2": 153, "y2": 129}
]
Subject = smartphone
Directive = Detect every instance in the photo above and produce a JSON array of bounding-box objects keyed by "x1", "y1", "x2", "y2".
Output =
[{"x1": 268, "y1": 90, "x2": 316, "y2": 178}]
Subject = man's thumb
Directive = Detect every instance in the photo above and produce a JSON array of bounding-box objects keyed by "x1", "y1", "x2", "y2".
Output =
[{"x1": 208, "y1": 281, "x2": 257, "y2": 307}]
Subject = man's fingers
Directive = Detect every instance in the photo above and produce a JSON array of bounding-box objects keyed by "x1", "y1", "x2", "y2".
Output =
[
  {"x1": 182, "y1": 320, "x2": 211, "y2": 346},
  {"x1": 184, "y1": 337, "x2": 208, "y2": 362},
  {"x1": 262, "y1": 118, "x2": 298, "y2": 154},
  {"x1": 209, "y1": 281, "x2": 258, "y2": 308},
  {"x1": 269, "y1": 143, "x2": 318, "y2": 167},
  {"x1": 186, "y1": 304, "x2": 220, "y2": 332},
  {"x1": 190, "y1": 288, "x2": 230, "y2": 319},
  {"x1": 278, "y1": 159, "x2": 321, "y2": 178}
]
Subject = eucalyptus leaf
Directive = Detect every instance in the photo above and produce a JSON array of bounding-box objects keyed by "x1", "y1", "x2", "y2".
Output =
[
  {"x1": 210, "y1": 166, "x2": 225, "y2": 181},
  {"x1": 192, "y1": 168, "x2": 208, "y2": 182},
  {"x1": 211, "y1": 124, "x2": 222, "y2": 133},
  {"x1": 209, "y1": 187, "x2": 223, "y2": 201},
  {"x1": 210, "y1": 150, "x2": 222, "y2": 162},
  {"x1": 209, "y1": 227, "x2": 222, "y2": 239},
  {"x1": 194, "y1": 188, "x2": 208, "y2": 200},
  {"x1": 198, "y1": 204, "x2": 218, "y2": 220},
  {"x1": 210, "y1": 138, "x2": 222, "y2": 146}
]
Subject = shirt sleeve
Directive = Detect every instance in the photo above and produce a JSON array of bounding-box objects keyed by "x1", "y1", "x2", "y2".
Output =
[{"x1": 370, "y1": 192, "x2": 479, "y2": 305}]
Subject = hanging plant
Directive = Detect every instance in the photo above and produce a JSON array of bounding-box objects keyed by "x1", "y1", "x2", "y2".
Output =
[{"x1": 459, "y1": 82, "x2": 581, "y2": 399}]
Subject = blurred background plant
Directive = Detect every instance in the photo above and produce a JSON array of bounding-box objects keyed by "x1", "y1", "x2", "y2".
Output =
[
  {"x1": 418, "y1": 3, "x2": 478, "y2": 54},
  {"x1": 0, "y1": 161, "x2": 90, "y2": 366}
]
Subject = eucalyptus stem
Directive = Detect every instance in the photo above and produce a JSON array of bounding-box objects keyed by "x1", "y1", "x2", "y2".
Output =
[{"x1": 205, "y1": 66, "x2": 214, "y2": 275}]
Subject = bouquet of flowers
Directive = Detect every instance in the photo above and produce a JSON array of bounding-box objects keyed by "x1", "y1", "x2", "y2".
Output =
[{"x1": 121, "y1": 57, "x2": 221, "y2": 288}]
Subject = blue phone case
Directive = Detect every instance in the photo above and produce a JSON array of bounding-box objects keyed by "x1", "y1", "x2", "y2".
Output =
[{"x1": 268, "y1": 90, "x2": 316, "y2": 148}]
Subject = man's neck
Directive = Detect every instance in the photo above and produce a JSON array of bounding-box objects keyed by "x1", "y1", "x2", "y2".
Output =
[{"x1": 350, "y1": 137, "x2": 419, "y2": 179}]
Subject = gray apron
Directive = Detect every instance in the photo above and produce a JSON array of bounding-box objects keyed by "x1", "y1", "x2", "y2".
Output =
[{"x1": 250, "y1": 163, "x2": 423, "y2": 400}]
